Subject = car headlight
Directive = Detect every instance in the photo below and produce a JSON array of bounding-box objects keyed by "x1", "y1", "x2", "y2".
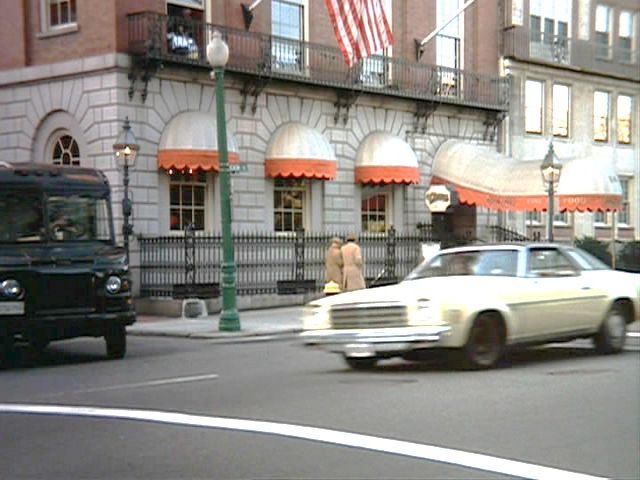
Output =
[
  {"x1": 0, "y1": 279, "x2": 22, "y2": 298},
  {"x1": 407, "y1": 298, "x2": 432, "y2": 325},
  {"x1": 105, "y1": 276, "x2": 122, "y2": 294},
  {"x1": 302, "y1": 305, "x2": 330, "y2": 330}
]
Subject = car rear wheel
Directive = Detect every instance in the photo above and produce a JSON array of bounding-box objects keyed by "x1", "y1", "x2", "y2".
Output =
[
  {"x1": 460, "y1": 313, "x2": 504, "y2": 369},
  {"x1": 594, "y1": 304, "x2": 627, "y2": 354},
  {"x1": 344, "y1": 356, "x2": 378, "y2": 370},
  {"x1": 105, "y1": 325, "x2": 127, "y2": 359}
]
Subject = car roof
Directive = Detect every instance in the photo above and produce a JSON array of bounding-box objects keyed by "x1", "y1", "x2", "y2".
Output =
[{"x1": 438, "y1": 243, "x2": 568, "y2": 254}]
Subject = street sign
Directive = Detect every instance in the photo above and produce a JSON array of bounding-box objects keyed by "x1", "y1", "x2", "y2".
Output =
[
  {"x1": 425, "y1": 185, "x2": 452, "y2": 212},
  {"x1": 229, "y1": 164, "x2": 248, "y2": 174}
]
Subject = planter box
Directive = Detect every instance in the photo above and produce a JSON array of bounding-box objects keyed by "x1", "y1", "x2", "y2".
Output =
[
  {"x1": 172, "y1": 283, "x2": 220, "y2": 299},
  {"x1": 277, "y1": 279, "x2": 317, "y2": 295}
]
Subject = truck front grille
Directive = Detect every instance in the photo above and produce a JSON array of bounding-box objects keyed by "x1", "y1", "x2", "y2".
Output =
[
  {"x1": 330, "y1": 302, "x2": 408, "y2": 329},
  {"x1": 35, "y1": 273, "x2": 95, "y2": 312}
]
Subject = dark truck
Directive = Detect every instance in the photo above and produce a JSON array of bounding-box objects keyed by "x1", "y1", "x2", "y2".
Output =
[{"x1": 0, "y1": 163, "x2": 135, "y2": 359}]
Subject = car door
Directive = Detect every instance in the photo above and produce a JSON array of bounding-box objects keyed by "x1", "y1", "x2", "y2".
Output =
[{"x1": 515, "y1": 247, "x2": 601, "y2": 339}]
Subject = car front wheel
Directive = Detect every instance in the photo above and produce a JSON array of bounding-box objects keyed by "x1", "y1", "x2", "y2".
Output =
[
  {"x1": 105, "y1": 325, "x2": 127, "y2": 359},
  {"x1": 594, "y1": 304, "x2": 627, "y2": 354},
  {"x1": 344, "y1": 356, "x2": 378, "y2": 370},
  {"x1": 460, "y1": 313, "x2": 504, "y2": 370}
]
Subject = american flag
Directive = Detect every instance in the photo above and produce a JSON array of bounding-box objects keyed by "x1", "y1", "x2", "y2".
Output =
[{"x1": 324, "y1": 0, "x2": 394, "y2": 67}]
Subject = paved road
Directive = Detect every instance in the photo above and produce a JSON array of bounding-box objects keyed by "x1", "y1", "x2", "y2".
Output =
[{"x1": 0, "y1": 334, "x2": 638, "y2": 479}]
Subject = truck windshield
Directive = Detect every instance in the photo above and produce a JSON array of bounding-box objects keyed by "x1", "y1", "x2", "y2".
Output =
[
  {"x1": 48, "y1": 195, "x2": 112, "y2": 242},
  {"x1": 0, "y1": 191, "x2": 112, "y2": 244}
]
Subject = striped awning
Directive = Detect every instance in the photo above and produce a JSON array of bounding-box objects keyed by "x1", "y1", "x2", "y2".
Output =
[
  {"x1": 265, "y1": 122, "x2": 336, "y2": 180},
  {"x1": 355, "y1": 132, "x2": 420, "y2": 184},
  {"x1": 432, "y1": 140, "x2": 623, "y2": 212},
  {"x1": 157, "y1": 111, "x2": 239, "y2": 172}
]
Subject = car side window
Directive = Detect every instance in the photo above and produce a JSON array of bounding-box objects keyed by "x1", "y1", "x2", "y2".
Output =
[{"x1": 527, "y1": 248, "x2": 577, "y2": 277}]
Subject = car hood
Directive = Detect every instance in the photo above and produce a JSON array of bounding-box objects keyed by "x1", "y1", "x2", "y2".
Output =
[
  {"x1": 0, "y1": 243, "x2": 126, "y2": 270},
  {"x1": 311, "y1": 276, "x2": 506, "y2": 307}
]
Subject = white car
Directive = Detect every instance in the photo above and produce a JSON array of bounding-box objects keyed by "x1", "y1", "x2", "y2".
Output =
[{"x1": 301, "y1": 243, "x2": 640, "y2": 370}]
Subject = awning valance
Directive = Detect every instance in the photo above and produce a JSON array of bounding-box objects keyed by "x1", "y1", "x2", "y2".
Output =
[
  {"x1": 157, "y1": 111, "x2": 239, "y2": 172},
  {"x1": 431, "y1": 140, "x2": 623, "y2": 212},
  {"x1": 265, "y1": 122, "x2": 336, "y2": 179},
  {"x1": 355, "y1": 132, "x2": 420, "y2": 184}
]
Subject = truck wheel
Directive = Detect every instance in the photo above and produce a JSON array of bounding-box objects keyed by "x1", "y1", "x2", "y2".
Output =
[
  {"x1": 105, "y1": 325, "x2": 126, "y2": 359},
  {"x1": 594, "y1": 304, "x2": 627, "y2": 354},
  {"x1": 460, "y1": 313, "x2": 504, "y2": 369},
  {"x1": 344, "y1": 356, "x2": 378, "y2": 370}
]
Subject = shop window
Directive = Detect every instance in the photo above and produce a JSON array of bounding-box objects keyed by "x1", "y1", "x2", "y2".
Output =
[
  {"x1": 361, "y1": 187, "x2": 390, "y2": 233},
  {"x1": 526, "y1": 211, "x2": 542, "y2": 224},
  {"x1": 51, "y1": 134, "x2": 80, "y2": 166},
  {"x1": 594, "y1": 211, "x2": 608, "y2": 225},
  {"x1": 593, "y1": 90, "x2": 610, "y2": 142},
  {"x1": 169, "y1": 170, "x2": 206, "y2": 231},
  {"x1": 525, "y1": 79, "x2": 544, "y2": 134},
  {"x1": 274, "y1": 178, "x2": 306, "y2": 232},
  {"x1": 617, "y1": 95, "x2": 632, "y2": 144}
]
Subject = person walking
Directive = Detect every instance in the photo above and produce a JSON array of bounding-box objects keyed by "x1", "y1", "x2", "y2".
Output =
[
  {"x1": 324, "y1": 237, "x2": 344, "y2": 295},
  {"x1": 341, "y1": 234, "x2": 366, "y2": 291}
]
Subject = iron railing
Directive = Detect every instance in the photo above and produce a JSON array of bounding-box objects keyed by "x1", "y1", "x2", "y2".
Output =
[
  {"x1": 138, "y1": 227, "x2": 441, "y2": 298},
  {"x1": 503, "y1": 26, "x2": 639, "y2": 82},
  {"x1": 127, "y1": 12, "x2": 510, "y2": 111}
]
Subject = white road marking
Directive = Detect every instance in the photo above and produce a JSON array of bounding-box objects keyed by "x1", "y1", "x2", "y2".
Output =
[
  {"x1": 63, "y1": 374, "x2": 219, "y2": 394},
  {"x1": 0, "y1": 403, "x2": 606, "y2": 480}
]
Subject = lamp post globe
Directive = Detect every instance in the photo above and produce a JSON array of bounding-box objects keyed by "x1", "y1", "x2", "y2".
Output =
[
  {"x1": 113, "y1": 117, "x2": 139, "y2": 265},
  {"x1": 540, "y1": 142, "x2": 562, "y2": 242},
  {"x1": 207, "y1": 30, "x2": 240, "y2": 332}
]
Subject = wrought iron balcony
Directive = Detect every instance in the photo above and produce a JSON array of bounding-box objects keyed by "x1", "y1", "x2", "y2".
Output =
[
  {"x1": 127, "y1": 12, "x2": 509, "y2": 112},
  {"x1": 503, "y1": 26, "x2": 639, "y2": 82}
]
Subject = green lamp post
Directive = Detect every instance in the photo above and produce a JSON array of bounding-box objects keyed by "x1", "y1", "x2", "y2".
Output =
[
  {"x1": 540, "y1": 142, "x2": 562, "y2": 242},
  {"x1": 207, "y1": 30, "x2": 240, "y2": 331}
]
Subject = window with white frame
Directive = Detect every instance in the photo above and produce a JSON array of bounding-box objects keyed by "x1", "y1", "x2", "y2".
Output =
[
  {"x1": 436, "y1": 0, "x2": 463, "y2": 95},
  {"x1": 618, "y1": 178, "x2": 630, "y2": 225},
  {"x1": 617, "y1": 94, "x2": 632, "y2": 144},
  {"x1": 553, "y1": 84, "x2": 570, "y2": 137},
  {"x1": 594, "y1": 211, "x2": 608, "y2": 225},
  {"x1": 525, "y1": 79, "x2": 544, "y2": 134},
  {"x1": 593, "y1": 90, "x2": 610, "y2": 142},
  {"x1": 169, "y1": 171, "x2": 206, "y2": 231},
  {"x1": 41, "y1": 0, "x2": 77, "y2": 33},
  {"x1": 526, "y1": 211, "x2": 542, "y2": 224},
  {"x1": 553, "y1": 211, "x2": 569, "y2": 224},
  {"x1": 361, "y1": 186, "x2": 391, "y2": 233},
  {"x1": 271, "y1": 0, "x2": 305, "y2": 74},
  {"x1": 274, "y1": 178, "x2": 307, "y2": 232},
  {"x1": 618, "y1": 11, "x2": 633, "y2": 63},
  {"x1": 51, "y1": 133, "x2": 80, "y2": 166},
  {"x1": 595, "y1": 5, "x2": 611, "y2": 59},
  {"x1": 360, "y1": 0, "x2": 392, "y2": 87}
]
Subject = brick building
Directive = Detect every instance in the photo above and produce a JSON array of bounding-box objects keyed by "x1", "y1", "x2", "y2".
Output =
[{"x1": 0, "y1": 0, "x2": 637, "y2": 298}]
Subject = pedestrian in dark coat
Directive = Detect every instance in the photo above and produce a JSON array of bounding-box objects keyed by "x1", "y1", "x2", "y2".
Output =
[{"x1": 341, "y1": 234, "x2": 366, "y2": 291}]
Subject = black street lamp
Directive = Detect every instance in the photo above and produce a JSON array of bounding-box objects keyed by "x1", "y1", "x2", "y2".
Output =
[
  {"x1": 540, "y1": 142, "x2": 562, "y2": 242},
  {"x1": 207, "y1": 30, "x2": 240, "y2": 331},
  {"x1": 113, "y1": 117, "x2": 139, "y2": 264}
]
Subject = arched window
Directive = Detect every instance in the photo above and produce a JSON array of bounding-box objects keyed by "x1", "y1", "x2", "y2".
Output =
[{"x1": 51, "y1": 134, "x2": 80, "y2": 166}]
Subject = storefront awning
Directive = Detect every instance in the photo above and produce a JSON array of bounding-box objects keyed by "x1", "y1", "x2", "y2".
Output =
[
  {"x1": 265, "y1": 122, "x2": 336, "y2": 179},
  {"x1": 355, "y1": 132, "x2": 420, "y2": 184},
  {"x1": 431, "y1": 140, "x2": 623, "y2": 212},
  {"x1": 158, "y1": 111, "x2": 240, "y2": 172}
]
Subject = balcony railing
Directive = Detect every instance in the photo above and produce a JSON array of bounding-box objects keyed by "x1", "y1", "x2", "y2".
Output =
[
  {"x1": 503, "y1": 26, "x2": 639, "y2": 82},
  {"x1": 128, "y1": 12, "x2": 509, "y2": 111}
]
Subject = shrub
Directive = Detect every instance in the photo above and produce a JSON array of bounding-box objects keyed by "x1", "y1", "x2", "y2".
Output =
[
  {"x1": 618, "y1": 241, "x2": 640, "y2": 272},
  {"x1": 574, "y1": 236, "x2": 612, "y2": 266}
]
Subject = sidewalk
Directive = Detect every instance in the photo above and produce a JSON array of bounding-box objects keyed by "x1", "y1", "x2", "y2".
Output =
[{"x1": 127, "y1": 305, "x2": 305, "y2": 340}]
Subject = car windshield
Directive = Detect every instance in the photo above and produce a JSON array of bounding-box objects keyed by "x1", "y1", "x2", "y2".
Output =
[
  {"x1": 0, "y1": 191, "x2": 44, "y2": 243},
  {"x1": 47, "y1": 195, "x2": 113, "y2": 243},
  {"x1": 405, "y1": 249, "x2": 519, "y2": 280}
]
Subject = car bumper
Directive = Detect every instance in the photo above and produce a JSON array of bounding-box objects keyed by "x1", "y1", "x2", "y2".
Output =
[
  {"x1": 0, "y1": 311, "x2": 137, "y2": 337},
  {"x1": 300, "y1": 325, "x2": 452, "y2": 356}
]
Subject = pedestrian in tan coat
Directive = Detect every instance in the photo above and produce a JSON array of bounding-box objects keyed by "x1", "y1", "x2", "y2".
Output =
[
  {"x1": 341, "y1": 234, "x2": 366, "y2": 291},
  {"x1": 324, "y1": 237, "x2": 344, "y2": 293}
]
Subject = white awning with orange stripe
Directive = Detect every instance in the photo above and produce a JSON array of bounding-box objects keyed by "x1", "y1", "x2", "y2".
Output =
[
  {"x1": 431, "y1": 140, "x2": 623, "y2": 212},
  {"x1": 158, "y1": 111, "x2": 240, "y2": 172},
  {"x1": 355, "y1": 132, "x2": 420, "y2": 184},
  {"x1": 265, "y1": 122, "x2": 336, "y2": 180}
]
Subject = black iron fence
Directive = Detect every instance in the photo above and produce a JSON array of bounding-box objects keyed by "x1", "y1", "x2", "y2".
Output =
[
  {"x1": 127, "y1": 12, "x2": 510, "y2": 112},
  {"x1": 138, "y1": 227, "x2": 443, "y2": 298}
]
